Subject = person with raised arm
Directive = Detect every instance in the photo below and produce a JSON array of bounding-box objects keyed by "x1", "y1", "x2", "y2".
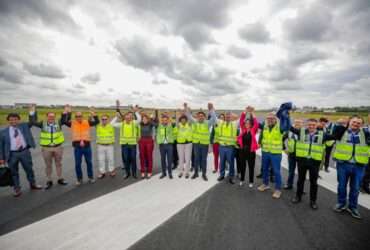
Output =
[{"x1": 61, "y1": 105, "x2": 99, "y2": 185}]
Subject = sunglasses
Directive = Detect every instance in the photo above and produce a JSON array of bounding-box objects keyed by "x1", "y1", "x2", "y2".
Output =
[
  {"x1": 102, "y1": 118, "x2": 108, "y2": 121},
  {"x1": 75, "y1": 115, "x2": 82, "y2": 118}
]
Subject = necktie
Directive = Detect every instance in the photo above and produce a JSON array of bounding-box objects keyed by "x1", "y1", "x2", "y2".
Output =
[{"x1": 14, "y1": 128, "x2": 23, "y2": 150}]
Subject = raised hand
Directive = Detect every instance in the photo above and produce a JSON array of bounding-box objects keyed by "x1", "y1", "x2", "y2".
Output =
[
  {"x1": 208, "y1": 102, "x2": 214, "y2": 111},
  {"x1": 132, "y1": 104, "x2": 139, "y2": 112},
  {"x1": 63, "y1": 104, "x2": 71, "y2": 114},
  {"x1": 116, "y1": 100, "x2": 120, "y2": 108},
  {"x1": 29, "y1": 104, "x2": 36, "y2": 113},
  {"x1": 89, "y1": 107, "x2": 96, "y2": 116}
]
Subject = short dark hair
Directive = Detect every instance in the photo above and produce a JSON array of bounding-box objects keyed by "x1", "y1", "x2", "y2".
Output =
[
  {"x1": 7, "y1": 113, "x2": 21, "y2": 120},
  {"x1": 319, "y1": 117, "x2": 328, "y2": 123},
  {"x1": 197, "y1": 111, "x2": 206, "y2": 116},
  {"x1": 307, "y1": 118, "x2": 318, "y2": 123},
  {"x1": 350, "y1": 115, "x2": 364, "y2": 123},
  {"x1": 178, "y1": 115, "x2": 188, "y2": 122}
]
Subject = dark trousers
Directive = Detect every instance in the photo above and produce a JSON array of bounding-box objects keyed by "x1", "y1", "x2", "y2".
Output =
[
  {"x1": 193, "y1": 143, "x2": 208, "y2": 175},
  {"x1": 8, "y1": 149, "x2": 35, "y2": 189},
  {"x1": 287, "y1": 153, "x2": 297, "y2": 187},
  {"x1": 296, "y1": 158, "x2": 320, "y2": 201},
  {"x1": 324, "y1": 145, "x2": 333, "y2": 170},
  {"x1": 121, "y1": 144, "x2": 137, "y2": 175},
  {"x1": 159, "y1": 144, "x2": 173, "y2": 175},
  {"x1": 361, "y1": 161, "x2": 370, "y2": 188},
  {"x1": 74, "y1": 146, "x2": 93, "y2": 180},
  {"x1": 238, "y1": 149, "x2": 256, "y2": 183},
  {"x1": 173, "y1": 142, "x2": 179, "y2": 168},
  {"x1": 236, "y1": 148, "x2": 242, "y2": 175},
  {"x1": 191, "y1": 146, "x2": 195, "y2": 168}
]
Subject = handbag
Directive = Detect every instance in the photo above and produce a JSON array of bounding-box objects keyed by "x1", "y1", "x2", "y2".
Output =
[{"x1": 0, "y1": 164, "x2": 14, "y2": 187}]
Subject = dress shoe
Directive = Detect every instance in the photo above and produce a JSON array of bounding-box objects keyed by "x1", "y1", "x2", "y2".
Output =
[
  {"x1": 347, "y1": 208, "x2": 362, "y2": 219},
  {"x1": 191, "y1": 173, "x2": 198, "y2": 179},
  {"x1": 169, "y1": 174, "x2": 173, "y2": 179},
  {"x1": 159, "y1": 174, "x2": 166, "y2": 179},
  {"x1": 45, "y1": 181, "x2": 53, "y2": 190},
  {"x1": 256, "y1": 173, "x2": 262, "y2": 179},
  {"x1": 229, "y1": 178, "x2": 235, "y2": 185},
  {"x1": 291, "y1": 196, "x2": 302, "y2": 204},
  {"x1": 310, "y1": 201, "x2": 318, "y2": 210},
  {"x1": 178, "y1": 173, "x2": 183, "y2": 178},
  {"x1": 124, "y1": 174, "x2": 131, "y2": 179},
  {"x1": 30, "y1": 184, "x2": 42, "y2": 190},
  {"x1": 202, "y1": 175, "x2": 208, "y2": 181},
  {"x1": 361, "y1": 186, "x2": 370, "y2": 194},
  {"x1": 57, "y1": 179, "x2": 68, "y2": 185},
  {"x1": 88, "y1": 178, "x2": 95, "y2": 184},
  {"x1": 185, "y1": 173, "x2": 189, "y2": 179},
  {"x1": 284, "y1": 185, "x2": 293, "y2": 190},
  {"x1": 98, "y1": 173, "x2": 106, "y2": 179},
  {"x1": 217, "y1": 176, "x2": 225, "y2": 181}
]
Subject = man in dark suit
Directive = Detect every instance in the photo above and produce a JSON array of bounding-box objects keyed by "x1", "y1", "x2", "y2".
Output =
[{"x1": 0, "y1": 113, "x2": 42, "y2": 197}]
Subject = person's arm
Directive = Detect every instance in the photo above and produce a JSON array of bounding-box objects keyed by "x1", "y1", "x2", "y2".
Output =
[
  {"x1": 251, "y1": 114, "x2": 259, "y2": 133},
  {"x1": 0, "y1": 132, "x2": 5, "y2": 164},
  {"x1": 110, "y1": 115, "x2": 122, "y2": 128},
  {"x1": 28, "y1": 110, "x2": 43, "y2": 128},
  {"x1": 239, "y1": 112, "x2": 246, "y2": 129},
  {"x1": 151, "y1": 110, "x2": 159, "y2": 127},
  {"x1": 115, "y1": 100, "x2": 124, "y2": 119},
  {"x1": 329, "y1": 124, "x2": 347, "y2": 141},
  {"x1": 289, "y1": 126, "x2": 300, "y2": 135},
  {"x1": 184, "y1": 103, "x2": 196, "y2": 123},
  {"x1": 61, "y1": 105, "x2": 72, "y2": 127},
  {"x1": 87, "y1": 107, "x2": 99, "y2": 127},
  {"x1": 208, "y1": 109, "x2": 217, "y2": 128},
  {"x1": 135, "y1": 111, "x2": 142, "y2": 124}
]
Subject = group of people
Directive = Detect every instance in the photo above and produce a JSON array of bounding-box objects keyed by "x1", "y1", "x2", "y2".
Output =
[{"x1": 0, "y1": 101, "x2": 369, "y2": 220}]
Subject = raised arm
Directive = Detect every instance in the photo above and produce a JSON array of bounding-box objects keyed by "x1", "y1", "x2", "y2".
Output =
[
  {"x1": 28, "y1": 104, "x2": 43, "y2": 128},
  {"x1": 207, "y1": 103, "x2": 217, "y2": 127},
  {"x1": 110, "y1": 113, "x2": 123, "y2": 128},
  {"x1": 184, "y1": 103, "x2": 196, "y2": 123},
  {"x1": 61, "y1": 104, "x2": 72, "y2": 127}
]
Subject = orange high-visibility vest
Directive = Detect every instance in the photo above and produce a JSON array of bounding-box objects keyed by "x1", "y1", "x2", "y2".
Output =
[{"x1": 71, "y1": 120, "x2": 91, "y2": 141}]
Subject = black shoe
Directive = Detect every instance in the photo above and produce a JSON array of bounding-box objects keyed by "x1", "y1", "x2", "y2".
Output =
[
  {"x1": 229, "y1": 178, "x2": 235, "y2": 185},
  {"x1": 132, "y1": 174, "x2": 137, "y2": 179},
  {"x1": 159, "y1": 174, "x2": 166, "y2": 179},
  {"x1": 361, "y1": 186, "x2": 370, "y2": 194},
  {"x1": 217, "y1": 176, "x2": 225, "y2": 181},
  {"x1": 191, "y1": 173, "x2": 199, "y2": 179},
  {"x1": 190, "y1": 167, "x2": 194, "y2": 172},
  {"x1": 310, "y1": 201, "x2": 318, "y2": 210},
  {"x1": 324, "y1": 168, "x2": 330, "y2": 173},
  {"x1": 284, "y1": 185, "x2": 293, "y2": 190},
  {"x1": 57, "y1": 179, "x2": 68, "y2": 185},
  {"x1": 333, "y1": 204, "x2": 347, "y2": 213},
  {"x1": 291, "y1": 196, "x2": 301, "y2": 204},
  {"x1": 124, "y1": 174, "x2": 131, "y2": 179},
  {"x1": 212, "y1": 170, "x2": 217, "y2": 174},
  {"x1": 169, "y1": 174, "x2": 173, "y2": 179},
  {"x1": 202, "y1": 175, "x2": 208, "y2": 181},
  {"x1": 256, "y1": 173, "x2": 262, "y2": 179},
  {"x1": 45, "y1": 181, "x2": 53, "y2": 190}
]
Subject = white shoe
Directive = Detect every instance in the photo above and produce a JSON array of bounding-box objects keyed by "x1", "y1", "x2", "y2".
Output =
[
  {"x1": 258, "y1": 184, "x2": 270, "y2": 192},
  {"x1": 249, "y1": 183, "x2": 253, "y2": 188},
  {"x1": 239, "y1": 181, "x2": 243, "y2": 186}
]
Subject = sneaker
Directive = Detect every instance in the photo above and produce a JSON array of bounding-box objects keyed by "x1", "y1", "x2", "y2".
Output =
[
  {"x1": 229, "y1": 178, "x2": 235, "y2": 185},
  {"x1": 202, "y1": 175, "x2": 208, "y2": 181},
  {"x1": 13, "y1": 188, "x2": 22, "y2": 197},
  {"x1": 256, "y1": 173, "x2": 262, "y2": 179},
  {"x1": 159, "y1": 174, "x2": 166, "y2": 179},
  {"x1": 98, "y1": 173, "x2": 106, "y2": 179},
  {"x1": 30, "y1": 184, "x2": 43, "y2": 190},
  {"x1": 191, "y1": 173, "x2": 198, "y2": 179},
  {"x1": 217, "y1": 176, "x2": 225, "y2": 181},
  {"x1": 57, "y1": 179, "x2": 68, "y2": 185},
  {"x1": 249, "y1": 183, "x2": 254, "y2": 188},
  {"x1": 310, "y1": 201, "x2": 318, "y2": 210},
  {"x1": 169, "y1": 174, "x2": 173, "y2": 179},
  {"x1": 291, "y1": 196, "x2": 301, "y2": 204},
  {"x1": 258, "y1": 184, "x2": 270, "y2": 192},
  {"x1": 347, "y1": 208, "x2": 362, "y2": 219},
  {"x1": 239, "y1": 181, "x2": 244, "y2": 187},
  {"x1": 45, "y1": 181, "x2": 53, "y2": 190},
  {"x1": 75, "y1": 180, "x2": 82, "y2": 186},
  {"x1": 333, "y1": 204, "x2": 347, "y2": 213},
  {"x1": 88, "y1": 178, "x2": 95, "y2": 184},
  {"x1": 178, "y1": 173, "x2": 183, "y2": 178},
  {"x1": 185, "y1": 173, "x2": 190, "y2": 179},
  {"x1": 272, "y1": 190, "x2": 282, "y2": 199},
  {"x1": 284, "y1": 184, "x2": 293, "y2": 190}
]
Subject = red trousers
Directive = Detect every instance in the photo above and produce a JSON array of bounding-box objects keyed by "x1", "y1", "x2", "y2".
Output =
[
  {"x1": 213, "y1": 143, "x2": 220, "y2": 171},
  {"x1": 139, "y1": 137, "x2": 154, "y2": 173}
]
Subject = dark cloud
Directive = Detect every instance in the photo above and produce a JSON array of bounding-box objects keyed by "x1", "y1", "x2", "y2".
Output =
[
  {"x1": 179, "y1": 24, "x2": 215, "y2": 50},
  {"x1": 0, "y1": 0, "x2": 80, "y2": 35},
  {"x1": 0, "y1": 60, "x2": 24, "y2": 84},
  {"x1": 81, "y1": 72, "x2": 101, "y2": 84},
  {"x1": 239, "y1": 22, "x2": 271, "y2": 43},
  {"x1": 227, "y1": 45, "x2": 252, "y2": 59},
  {"x1": 23, "y1": 63, "x2": 66, "y2": 79},
  {"x1": 283, "y1": 4, "x2": 333, "y2": 42},
  {"x1": 289, "y1": 48, "x2": 328, "y2": 66}
]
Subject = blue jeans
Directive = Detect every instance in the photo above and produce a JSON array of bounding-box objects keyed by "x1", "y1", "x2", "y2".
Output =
[
  {"x1": 219, "y1": 145, "x2": 235, "y2": 178},
  {"x1": 262, "y1": 152, "x2": 282, "y2": 190},
  {"x1": 8, "y1": 149, "x2": 35, "y2": 189},
  {"x1": 286, "y1": 154, "x2": 297, "y2": 187},
  {"x1": 74, "y1": 146, "x2": 93, "y2": 180},
  {"x1": 121, "y1": 145, "x2": 137, "y2": 175},
  {"x1": 193, "y1": 143, "x2": 209, "y2": 175},
  {"x1": 337, "y1": 162, "x2": 365, "y2": 209},
  {"x1": 159, "y1": 144, "x2": 173, "y2": 175}
]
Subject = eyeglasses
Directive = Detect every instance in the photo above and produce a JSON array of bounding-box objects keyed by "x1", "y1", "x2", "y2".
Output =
[
  {"x1": 75, "y1": 115, "x2": 82, "y2": 118},
  {"x1": 102, "y1": 119, "x2": 108, "y2": 121}
]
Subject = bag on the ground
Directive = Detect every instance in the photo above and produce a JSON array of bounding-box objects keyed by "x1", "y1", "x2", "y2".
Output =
[{"x1": 0, "y1": 164, "x2": 14, "y2": 187}]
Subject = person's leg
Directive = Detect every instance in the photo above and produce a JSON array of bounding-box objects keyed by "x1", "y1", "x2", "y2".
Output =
[
  {"x1": 213, "y1": 143, "x2": 219, "y2": 171},
  {"x1": 219, "y1": 146, "x2": 227, "y2": 178},
  {"x1": 172, "y1": 143, "x2": 178, "y2": 169},
  {"x1": 200, "y1": 145, "x2": 208, "y2": 176},
  {"x1": 42, "y1": 148, "x2": 53, "y2": 181},
  {"x1": 159, "y1": 145, "x2": 167, "y2": 176},
  {"x1": 296, "y1": 160, "x2": 307, "y2": 198},
  {"x1": 84, "y1": 146, "x2": 94, "y2": 179},
  {"x1": 184, "y1": 143, "x2": 192, "y2": 176},
  {"x1": 167, "y1": 144, "x2": 174, "y2": 176},
  {"x1": 107, "y1": 145, "x2": 115, "y2": 173},
  {"x1": 130, "y1": 145, "x2": 137, "y2": 177},
  {"x1": 138, "y1": 140, "x2": 146, "y2": 174},
  {"x1": 361, "y1": 162, "x2": 370, "y2": 192},
  {"x1": 271, "y1": 153, "x2": 282, "y2": 190},
  {"x1": 261, "y1": 153, "x2": 271, "y2": 186},
  {"x1": 54, "y1": 146, "x2": 64, "y2": 180},
  {"x1": 19, "y1": 150, "x2": 36, "y2": 186},
  {"x1": 236, "y1": 148, "x2": 241, "y2": 176},
  {"x1": 239, "y1": 149, "x2": 247, "y2": 182},
  {"x1": 147, "y1": 139, "x2": 154, "y2": 175},
  {"x1": 177, "y1": 144, "x2": 185, "y2": 175},
  {"x1": 74, "y1": 147, "x2": 83, "y2": 180},
  {"x1": 336, "y1": 162, "x2": 350, "y2": 207},
  {"x1": 8, "y1": 153, "x2": 21, "y2": 190},
  {"x1": 286, "y1": 154, "x2": 296, "y2": 188},
  {"x1": 348, "y1": 165, "x2": 366, "y2": 210},
  {"x1": 324, "y1": 146, "x2": 333, "y2": 171},
  {"x1": 122, "y1": 145, "x2": 131, "y2": 176},
  {"x1": 248, "y1": 152, "x2": 256, "y2": 184},
  {"x1": 97, "y1": 145, "x2": 106, "y2": 174},
  {"x1": 193, "y1": 144, "x2": 201, "y2": 176},
  {"x1": 309, "y1": 161, "x2": 320, "y2": 202}
]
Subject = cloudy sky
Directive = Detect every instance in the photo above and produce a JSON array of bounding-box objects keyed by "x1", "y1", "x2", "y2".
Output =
[{"x1": 0, "y1": 0, "x2": 369, "y2": 109}]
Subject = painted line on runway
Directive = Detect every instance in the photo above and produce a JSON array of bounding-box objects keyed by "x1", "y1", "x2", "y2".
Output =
[{"x1": 0, "y1": 155, "x2": 219, "y2": 250}]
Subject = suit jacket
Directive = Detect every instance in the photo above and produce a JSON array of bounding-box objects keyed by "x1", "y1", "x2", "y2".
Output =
[{"x1": 0, "y1": 123, "x2": 36, "y2": 162}]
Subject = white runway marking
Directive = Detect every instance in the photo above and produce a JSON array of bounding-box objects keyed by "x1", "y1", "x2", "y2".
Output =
[{"x1": 0, "y1": 155, "x2": 219, "y2": 250}]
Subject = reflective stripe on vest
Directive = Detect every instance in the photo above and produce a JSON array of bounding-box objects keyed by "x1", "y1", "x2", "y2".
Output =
[
  {"x1": 71, "y1": 120, "x2": 91, "y2": 142},
  {"x1": 192, "y1": 121, "x2": 210, "y2": 145},
  {"x1": 295, "y1": 129, "x2": 325, "y2": 161},
  {"x1": 176, "y1": 123, "x2": 192, "y2": 143},
  {"x1": 218, "y1": 122, "x2": 237, "y2": 146},
  {"x1": 156, "y1": 124, "x2": 175, "y2": 144},
  {"x1": 333, "y1": 129, "x2": 369, "y2": 165},
  {"x1": 96, "y1": 124, "x2": 115, "y2": 144},
  {"x1": 40, "y1": 121, "x2": 64, "y2": 146},
  {"x1": 287, "y1": 131, "x2": 296, "y2": 153},
  {"x1": 261, "y1": 123, "x2": 283, "y2": 154},
  {"x1": 120, "y1": 122, "x2": 139, "y2": 145}
]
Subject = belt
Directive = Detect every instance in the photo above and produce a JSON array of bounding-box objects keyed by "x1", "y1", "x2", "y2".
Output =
[
  {"x1": 11, "y1": 147, "x2": 28, "y2": 153},
  {"x1": 42, "y1": 143, "x2": 62, "y2": 148},
  {"x1": 98, "y1": 143, "x2": 113, "y2": 146}
]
